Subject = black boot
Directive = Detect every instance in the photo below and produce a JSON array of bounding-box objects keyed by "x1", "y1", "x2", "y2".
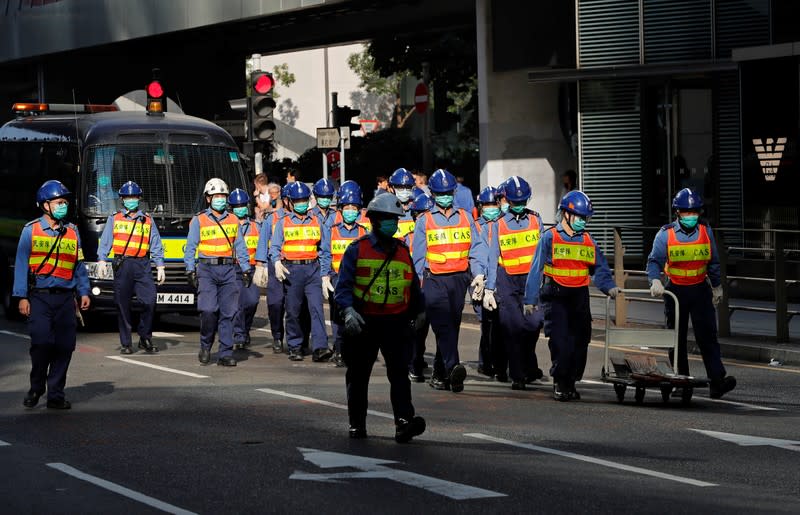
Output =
[
  {"x1": 139, "y1": 337, "x2": 158, "y2": 353},
  {"x1": 395, "y1": 416, "x2": 426, "y2": 443}
]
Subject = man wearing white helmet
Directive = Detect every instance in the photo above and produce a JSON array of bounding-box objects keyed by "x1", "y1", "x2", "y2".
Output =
[{"x1": 184, "y1": 178, "x2": 252, "y2": 367}]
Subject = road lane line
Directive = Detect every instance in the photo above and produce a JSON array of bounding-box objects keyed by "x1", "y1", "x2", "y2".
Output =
[
  {"x1": 47, "y1": 463, "x2": 197, "y2": 514},
  {"x1": 105, "y1": 356, "x2": 209, "y2": 378},
  {"x1": 464, "y1": 433, "x2": 717, "y2": 487},
  {"x1": 701, "y1": 398, "x2": 780, "y2": 411},
  {"x1": 0, "y1": 439, "x2": 10, "y2": 446},
  {"x1": 152, "y1": 332, "x2": 184, "y2": 338},
  {"x1": 257, "y1": 388, "x2": 394, "y2": 419},
  {"x1": 0, "y1": 329, "x2": 30, "y2": 340}
]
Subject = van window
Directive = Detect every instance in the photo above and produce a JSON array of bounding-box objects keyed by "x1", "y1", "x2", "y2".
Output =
[{"x1": 83, "y1": 143, "x2": 246, "y2": 218}]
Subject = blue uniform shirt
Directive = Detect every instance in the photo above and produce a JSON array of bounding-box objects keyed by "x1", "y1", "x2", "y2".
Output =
[
  {"x1": 454, "y1": 183, "x2": 475, "y2": 212},
  {"x1": 523, "y1": 222, "x2": 615, "y2": 306},
  {"x1": 646, "y1": 220, "x2": 721, "y2": 287},
  {"x1": 255, "y1": 207, "x2": 284, "y2": 263},
  {"x1": 97, "y1": 209, "x2": 165, "y2": 267},
  {"x1": 411, "y1": 205, "x2": 486, "y2": 279},
  {"x1": 486, "y1": 210, "x2": 543, "y2": 290},
  {"x1": 13, "y1": 218, "x2": 90, "y2": 297},
  {"x1": 334, "y1": 233, "x2": 423, "y2": 315},
  {"x1": 309, "y1": 205, "x2": 336, "y2": 228},
  {"x1": 269, "y1": 211, "x2": 332, "y2": 276},
  {"x1": 183, "y1": 208, "x2": 251, "y2": 273}
]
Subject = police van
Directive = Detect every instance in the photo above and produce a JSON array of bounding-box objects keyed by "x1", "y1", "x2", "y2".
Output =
[{"x1": 0, "y1": 100, "x2": 248, "y2": 318}]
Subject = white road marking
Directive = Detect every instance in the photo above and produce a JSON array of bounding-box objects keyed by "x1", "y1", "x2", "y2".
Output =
[
  {"x1": 689, "y1": 429, "x2": 800, "y2": 452},
  {"x1": 464, "y1": 433, "x2": 717, "y2": 487},
  {"x1": 291, "y1": 447, "x2": 505, "y2": 500},
  {"x1": 0, "y1": 439, "x2": 10, "y2": 446},
  {"x1": 105, "y1": 356, "x2": 209, "y2": 378},
  {"x1": 47, "y1": 463, "x2": 197, "y2": 514},
  {"x1": 152, "y1": 332, "x2": 184, "y2": 338},
  {"x1": 0, "y1": 329, "x2": 30, "y2": 340},
  {"x1": 256, "y1": 388, "x2": 394, "y2": 419}
]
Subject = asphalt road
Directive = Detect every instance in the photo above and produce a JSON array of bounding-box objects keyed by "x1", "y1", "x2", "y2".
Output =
[{"x1": 1, "y1": 301, "x2": 798, "y2": 514}]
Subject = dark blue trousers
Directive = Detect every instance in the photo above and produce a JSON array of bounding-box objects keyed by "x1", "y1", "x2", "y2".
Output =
[
  {"x1": 497, "y1": 268, "x2": 543, "y2": 382},
  {"x1": 113, "y1": 257, "x2": 156, "y2": 347},
  {"x1": 409, "y1": 315, "x2": 430, "y2": 374},
  {"x1": 283, "y1": 261, "x2": 327, "y2": 351},
  {"x1": 266, "y1": 260, "x2": 285, "y2": 341},
  {"x1": 665, "y1": 282, "x2": 726, "y2": 380},
  {"x1": 342, "y1": 315, "x2": 414, "y2": 428},
  {"x1": 28, "y1": 290, "x2": 76, "y2": 402},
  {"x1": 477, "y1": 303, "x2": 506, "y2": 376},
  {"x1": 234, "y1": 271, "x2": 260, "y2": 343},
  {"x1": 542, "y1": 282, "x2": 592, "y2": 384},
  {"x1": 423, "y1": 270, "x2": 470, "y2": 373},
  {"x1": 197, "y1": 263, "x2": 238, "y2": 357}
]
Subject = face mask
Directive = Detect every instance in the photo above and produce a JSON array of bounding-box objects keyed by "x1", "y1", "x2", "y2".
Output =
[
  {"x1": 342, "y1": 209, "x2": 359, "y2": 224},
  {"x1": 510, "y1": 205, "x2": 526, "y2": 215},
  {"x1": 317, "y1": 197, "x2": 332, "y2": 209},
  {"x1": 680, "y1": 215, "x2": 699, "y2": 229},
  {"x1": 50, "y1": 203, "x2": 68, "y2": 220},
  {"x1": 482, "y1": 207, "x2": 500, "y2": 221},
  {"x1": 211, "y1": 198, "x2": 227, "y2": 212},
  {"x1": 570, "y1": 217, "x2": 586, "y2": 232},
  {"x1": 501, "y1": 203, "x2": 509, "y2": 214},
  {"x1": 435, "y1": 194, "x2": 453, "y2": 208},
  {"x1": 377, "y1": 219, "x2": 398, "y2": 238},
  {"x1": 293, "y1": 202, "x2": 309, "y2": 215},
  {"x1": 395, "y1": 189, "x2": 413, "y2": 203},
  {"x1": 233, "y1": 206, "x2": 249, "y2": 218},
  {"x1": 123, "y1": 199, "x2": 140, "y2": 211}
]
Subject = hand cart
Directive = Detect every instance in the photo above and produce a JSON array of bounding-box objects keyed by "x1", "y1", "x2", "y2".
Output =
[{"x1": 602, "y1": 289, "x2": 708, "y2": 406}]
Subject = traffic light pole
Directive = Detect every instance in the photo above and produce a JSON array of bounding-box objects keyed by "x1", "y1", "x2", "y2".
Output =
[
  {"x1": 340, "y1": 128, "x2": 346, "y2": 183},
  {"x1": 244, "y1": 96, "x2": 255, "y2": 160}
]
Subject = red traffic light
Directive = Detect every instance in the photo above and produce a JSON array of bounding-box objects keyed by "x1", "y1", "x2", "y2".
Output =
[
  {"x1": 253, "y1": 73, "x2": 274, "y2": 95},
  {"x1": 147, "y1": 80, "x2": 164, "y2": 98}
]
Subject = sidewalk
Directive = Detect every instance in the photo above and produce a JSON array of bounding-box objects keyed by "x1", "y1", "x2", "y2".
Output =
[{"x1": 460, "y1": 292, "x2": 800, "y2": 366}]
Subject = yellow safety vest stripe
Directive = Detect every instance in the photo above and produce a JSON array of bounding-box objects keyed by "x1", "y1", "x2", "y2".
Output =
[
  {"x1": 552, "y1": 242, "x2": 595, "y2": 263},
  {"x1": 667, "y1": 243, "x2": 711, "y2": 262},
  {"x1": 543, "y1": 264, "x2": 589, "y2": 277}
]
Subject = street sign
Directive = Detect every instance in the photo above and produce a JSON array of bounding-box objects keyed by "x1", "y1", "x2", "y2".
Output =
[
  {"x1": 359, "y1": 119, "x2": 380, "y2": 133},
  {"x1": 339, "y1": 126, "x2": 351, "y2": 149},
  {"x1": 326, "y1": 150, "x2": 341, "y2": 180},
  {"x1": 317, "y1": 127, "x2": 340, "y2": 149},
  {"x1": 290, "y1": 447, "x2": 505, "y2": 500},
  {"x1": 414, "y1": 82, "x2": 429, "y2": 114}
]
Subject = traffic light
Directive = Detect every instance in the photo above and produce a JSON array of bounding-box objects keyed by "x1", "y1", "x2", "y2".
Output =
[
  {"x1": 249, "y1": 70, "x2": 276, "y2": 142},
  {"x1": 146, "y1": 70, "x2": 165, "y2": 115},
  {"x1": 334, "y1": 105, "x2": 361, "y2": 135}
]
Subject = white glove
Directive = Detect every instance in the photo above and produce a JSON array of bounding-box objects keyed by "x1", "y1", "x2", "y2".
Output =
[
  {"x1": 253, "y1": 264, "x2": 269, "y2": 288},
  {"x1": 650, "y1": 279, "x2": 664, "y2": 298},
  {"x1": 470, "y1": 274, "x2": 486, "y2": 301},
  {"x1": 97, "y1": 261, "x2": 113, "y2": 280},
  {"x1": 608, "y1": 287, "x2": 620, "y2": 298},
  {"x1": 322, "y1": 275, "x2": 335, "y2": 300},
  {"x1": 156, "y1": 266, "x2": 166, "y2": 286},
  {"x1": 523, "y1": 304, "x2": 538, "y2": 316},
  {"x1": 482, "y1": 289, "x2": 497, "y2": 311},
  {"x1": 712, "y1": 285, "x2": 723, "y2": 307},
  {"x1": 274, "y1": 260, "x2": 290, "y2": 282}
]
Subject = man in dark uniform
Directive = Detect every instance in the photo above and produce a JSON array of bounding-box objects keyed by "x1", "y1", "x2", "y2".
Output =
[
  {"x1": 14, "y1": 180, "x2": 90, "y2": 409},
  {"x1": 334, "y1": 193, "x2": 426, "y2": 443}
]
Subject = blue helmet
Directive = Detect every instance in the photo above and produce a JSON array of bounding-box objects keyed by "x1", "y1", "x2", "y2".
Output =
[
  {"x1": 429, "y1": 169, "x2": 457, "y2": 194},
  {"x1": 477, "y1": 186, "x2": 500, "y2": 204},
  {"x1": 118, "y1": 181, "x2": 143, "y2": 197},
  {"x1": 281, "y1": 184, "x2": 290, "y2": 198},
  {"x1": 36, "y1": 180, "x2": 71, "y2": 205},
  {"x1": 337, "y1": 180, "x2": 363, "y2": 202},
  {"x1": 495, "y1": 182, "x2": 506, "y2": 198},
  {"x1": 389, "y1": 167, "x2": 415, "y2": 187},
  {"x1": 313, "y1": 178, "x2": 336, "y2": 197},
  {"x1": 285, "y1": 182, "x2": 311, "y2": 200},
  {"x1": 411, "y1": 193, "x2": 435, "y2": 213},
  {"x1": 672, "y1": 188, "x2": 703, "y2": 210},
  {"x1": 559, "y1": 190, "x2": 594, "y2": 218},
  {"x1": 228, "y1": 188, "x2": 250, "y2": 206},
  {"x1": 337, "y1": 188, "x2": 362, "y2": 207},
  {"x1": 412, "y1": 186, "x2": 425, "y2": 199},
  {"x1": 503, "y1": 176, "x2": 531, "y2": 203}
]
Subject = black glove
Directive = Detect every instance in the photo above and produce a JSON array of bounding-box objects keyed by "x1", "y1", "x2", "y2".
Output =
[
  {"x1": 242, "y1": 271, "x2": 253, "y2": 288},
  {"x1": 186, "y1": 271, "x2": 198, "y2": 289}
]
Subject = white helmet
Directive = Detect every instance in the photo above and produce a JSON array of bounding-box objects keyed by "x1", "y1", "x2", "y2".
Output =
[{"x1": 204, "y1": 178, "x2": 229, "y2": 195}]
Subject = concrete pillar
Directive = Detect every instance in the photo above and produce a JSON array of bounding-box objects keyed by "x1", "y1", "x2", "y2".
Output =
[{"x1": 475, "y1": 0, "x2": 576, "y2": 223}]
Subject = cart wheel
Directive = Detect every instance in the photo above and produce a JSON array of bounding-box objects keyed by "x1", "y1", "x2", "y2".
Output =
[
  {"x1": 634, "y1": 387, "x2": 646, "y2": 405},
  {"x1": 681, "y1": 387, "x2": 693, "y2": 406},
  {"x1": 613, "y1": 383, "x2": 626, "y2": 403},
  {"x1": 660, "y1": 386, "x2": 672, "y2": 403}
]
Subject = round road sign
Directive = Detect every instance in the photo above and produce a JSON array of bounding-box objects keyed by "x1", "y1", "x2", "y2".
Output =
[{"x1": 414, "y1": 83, "x2": 429, "y2": 114}]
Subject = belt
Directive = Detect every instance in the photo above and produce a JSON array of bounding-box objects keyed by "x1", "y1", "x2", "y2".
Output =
[
  {"x1": 283, "y1": 259, "x2": 317, "y2": 265},
  {"x1": 116, "y1": 255, "x2": 149, "y2": 261},
  {"x1": 31, "y1": 287, "x2": 74, "y2": 294},
  {"x1": 424, "y1": 269, "x2": 468, "y2": 277},
  {"x1": 198, "y1": 257, "x2": 236, "y2": 265}
]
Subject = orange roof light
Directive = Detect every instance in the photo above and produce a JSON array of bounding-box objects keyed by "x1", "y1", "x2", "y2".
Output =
[
  {"x1": 11, "y1": 102, "x2": 118, "y2": 115},
  {"x1": 12, "y1": 103, "x2": 48, "y2": 112}
]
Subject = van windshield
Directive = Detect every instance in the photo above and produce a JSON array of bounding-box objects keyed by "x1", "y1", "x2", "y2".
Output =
[{"x1": 83, "y1": 143, "x2": 246, "y2": 218}]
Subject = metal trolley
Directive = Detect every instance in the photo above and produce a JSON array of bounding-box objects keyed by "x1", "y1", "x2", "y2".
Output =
[{"x1": 602, "y1": 289, "x2": 709, "y2": 405}]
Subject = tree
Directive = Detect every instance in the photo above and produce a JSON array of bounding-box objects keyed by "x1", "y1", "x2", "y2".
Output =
[{"x1": 347, "y1": 49, "x2": 414, "y2": 128}]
